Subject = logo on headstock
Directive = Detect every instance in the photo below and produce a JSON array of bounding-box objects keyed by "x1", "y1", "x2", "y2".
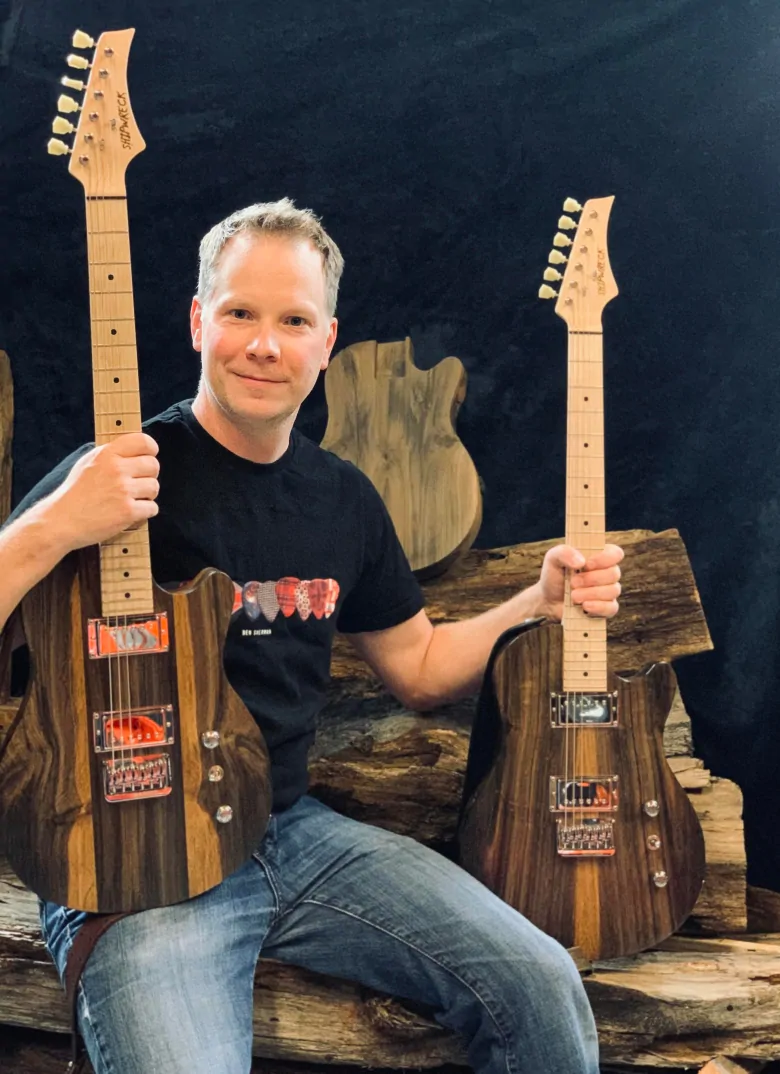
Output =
[
  {"x1": 116, "y1": 91, "x2": 132, "y2": 150},
  {"x1": 596, "y1": 248, "x2": 606, "y2": 295}
]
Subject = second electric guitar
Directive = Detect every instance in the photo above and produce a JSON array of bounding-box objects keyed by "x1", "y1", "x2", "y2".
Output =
[{"x1": 457, "y1": 197, "x2": 705, "y2": 959}]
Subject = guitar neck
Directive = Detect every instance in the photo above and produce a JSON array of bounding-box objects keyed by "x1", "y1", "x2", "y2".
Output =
[
  {"x1": 563, "y1": 330, "x2": 606, "y2": 691},
  {"x1": 86, "y1": 196, "x2": 153, "y2": 616}
]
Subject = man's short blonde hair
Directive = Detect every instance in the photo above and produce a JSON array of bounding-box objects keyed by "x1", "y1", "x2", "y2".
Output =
[{"x1": 197, "y1": 198, "x2": 344, "y2": 316}]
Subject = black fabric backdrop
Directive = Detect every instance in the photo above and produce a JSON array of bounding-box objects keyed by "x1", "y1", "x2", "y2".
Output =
[{"x1": 2, "y1": 0, "x2": 778, "y2": 885}]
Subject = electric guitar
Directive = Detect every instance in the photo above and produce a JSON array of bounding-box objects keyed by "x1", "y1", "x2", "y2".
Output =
[
  {"x1": 457, "y1": 196, "x2": 706, "y2": 959},
  {"x1": 0, "y1": 28, "x2": 272, "y2": 913}
]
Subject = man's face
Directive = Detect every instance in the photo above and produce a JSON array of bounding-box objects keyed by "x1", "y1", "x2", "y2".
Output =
[{"x1": 190, "y1": 231, "x2": 338, "y2": 429}]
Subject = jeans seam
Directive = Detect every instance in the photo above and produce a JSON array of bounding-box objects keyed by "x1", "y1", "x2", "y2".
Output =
[
  {"x1": 63, "y1": 914, "x2": 114, "y2": 1074},
  {"x1": 253, "y1": 854, "x2": 283, "y2": 927},
  {"x1": 299, "y1": 897, "x2": 514, "y2": 1074}
]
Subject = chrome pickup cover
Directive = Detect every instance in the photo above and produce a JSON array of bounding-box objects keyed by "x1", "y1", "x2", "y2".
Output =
[{"x1": 550, "y1": 692, "x2": 618, "y2": 727}]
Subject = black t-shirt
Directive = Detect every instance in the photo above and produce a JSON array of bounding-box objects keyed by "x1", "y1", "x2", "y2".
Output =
[{"x1": 7, "y1": 401, "x2": 425, "y2": 810}]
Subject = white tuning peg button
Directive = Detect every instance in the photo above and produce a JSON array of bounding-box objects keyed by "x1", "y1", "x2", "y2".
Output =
[
  {"x1": 47, "y1": 138, "x2": 71, "y2": 156},
  {"x1": 72, "y1": 29, "x2": 95, "y2": 48},
  {"x1": 539, "y1": 284, "x2": 558, "y2": 300},
  {"x1": 57, "y1": 94, "x2": 81, "y2": 114},
  {"x1": 563, "y1": 197, "x2": 582, "y2": 213},
  {"x1": 548, "y1": 250, "x2": 568, "y2": 265},
  {"x1": 558, "y1": 215, "x2": 577, "y2": 230},
  {"x1": 552, "y1": 232, "x2": 573, "y2": 248},
  {"x1": 543, "y1": 268, "x2": 563, "y2": 282},
  {"x1": 52, "y1": 116, "x2": 76, "y2": 134},
  {"x1": 67, "y1": 53, "x2": 90, "y2": 70},
  {"x1": 61, "y1": 76, "x2": 85, "y2": 91}
]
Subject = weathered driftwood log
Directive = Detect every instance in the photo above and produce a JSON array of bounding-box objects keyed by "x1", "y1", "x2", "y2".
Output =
[
  {"x1": 0, "y1": 350, "x2": 13, "y2": 704},
  {"x1": 0, "y1": 856, "x2": 776, "y2": 1071}
]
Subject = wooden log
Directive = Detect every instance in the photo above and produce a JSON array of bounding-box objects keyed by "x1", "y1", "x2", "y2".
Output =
[
  {"x1": 0, "y1": 858, "x2": 776, "y2": 1070},
  {"x1": 0, "y1": 350, "x2": 13, "y2": 704}
]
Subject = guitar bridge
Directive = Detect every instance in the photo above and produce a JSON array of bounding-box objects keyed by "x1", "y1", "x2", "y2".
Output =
[
  {"x1": 103, "y1": 753, "x2": 172, "y2": 802},
  {"x1": 557, "y1": 818, "x2": 616, "y2": 857}
]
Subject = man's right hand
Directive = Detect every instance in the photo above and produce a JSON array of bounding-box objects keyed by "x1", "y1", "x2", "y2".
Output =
[{"x1": 45, "y1": 433, "x2": 160, "y2": 553}]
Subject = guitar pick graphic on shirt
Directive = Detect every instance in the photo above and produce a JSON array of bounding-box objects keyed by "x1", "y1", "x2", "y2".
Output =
[
  {"x1": 308, "y1": 578, "x2": 340, "y2": 619},
  {"x1": 275, "y1": 577, "x2": 299, "y2": 618},
  {"x1": 256, "y1": 581, "x2": 281, "y2": 622},
  {"x1": 295, "y1": 580, "x2": 312, "y2": 620},
  {"x1": 242, "y1": 581, "x2": 263, "y2": 621}
]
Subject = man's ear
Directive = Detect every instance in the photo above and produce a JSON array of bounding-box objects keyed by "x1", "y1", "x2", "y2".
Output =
[
  {"x1": 190, "y1": 296, "x2": 203, "y2": 352},
  {"x1": 321, "y1": 317, "x2": 338, "y2": 371}
]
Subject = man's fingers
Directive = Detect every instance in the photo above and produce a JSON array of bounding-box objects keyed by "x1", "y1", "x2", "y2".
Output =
[
  {"x1": 110, "y1": 432, "x2": 159, "y2": 458},
  {"x1": 572, "y1": 582, "x2": 622, "y2": 604},
  {"x1": 580, "y1": 544, "x2": 624, "y2": 571},
  {"x1": 579, "y1": 599, "x2": 620, "y2": 619},
  {"x1": 571, "y1": 566, "x2": 622, "y2": 589}
]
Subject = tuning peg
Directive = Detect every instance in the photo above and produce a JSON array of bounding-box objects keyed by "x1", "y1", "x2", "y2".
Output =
[
  {"x1": 539, "y1": 284, "x2": 558, "y2": 300},
  {"x1": 52, "y1": 116, "x2": 76, "y2": 135},
  {"x1": 543, "y1": 268, "x2": 563, "y2": 282},
  {"x1": 47, "y1": 137, "x2": 71, "y2": 156},
  {"x1": 66, "y1": 53, "x2": 90, "y2": 70},
  {"x1": 552, "y1": 232, "x2": 573, "y2": 248},
  {"x1": 548, "y1": 250, "x2": 567, "y2": 265},
  {"x1": 61, "y1": 75, "x2": 85, "y2": 91},
  {"x1": 557, "y1": 215, "x2": 577, "y2": 230},
  {"x1": 72, "y1": 29, "x2": 95, "y2": 49},
  {"x1": 563, "y1": 197, "x2": 582, "y2": 213},
  {"x1": 57, "y1": 94, "x2": 81, "y2": 114}
]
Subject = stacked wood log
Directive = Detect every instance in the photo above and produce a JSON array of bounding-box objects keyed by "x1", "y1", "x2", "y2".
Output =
[{"x1": 3, "y1": 522, "x2": 778, "y2": 1073}]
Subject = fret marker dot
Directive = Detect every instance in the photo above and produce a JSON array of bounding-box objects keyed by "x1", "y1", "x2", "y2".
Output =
[
  {"x1": 116, "y1": 420, "x2": 122, "y2": 426},
  {"x1": 584, "y1": 653, "x2": 588, "y2": 659},
  {"x1": 123, "y1": 571, "x2": 129, "y2": 578},
  {"x1": 583, "y1": 671, "x2": 589, "y2": 677},
  {"x1": 111, "y1": 328, "x2": 117, "y2": 335},
  {"x1": 584, "y1": 484, "x2": 589, "y2": 489},
  {"x1": 124, "y1": 592, "x2": 131, "y2": 599},
  {"x1": 108, "y1": 273, "x2": 114, "y2": 280},
  {"x1": 584, "y1": 396, "x2": 589, "y2": 401},
  {"x1": 584, "y1": 442, "x2": 589, "y2": 447},
  {"x1": 113, "y1": 376, "x2": 119, "y2": 383},
  {"x1": 122, "y1": 548, "x2": 128, "y2": 554},
  {"x1": 584, "y1": 632, "x2": 589, "y2": 637}
]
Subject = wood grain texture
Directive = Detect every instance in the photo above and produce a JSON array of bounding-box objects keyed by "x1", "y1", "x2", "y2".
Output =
[
  {"x1": 458, "y1": 621, "x2": 706, "y2": 958},
  {"x1": 0, "y1": 857, "x2": 777, "y2": 1070},
  {"x1": 0, "y1": 553, "x2": 271, "y2": 912},
  {"x1": 321, "y1": 337, "x2": 482, "y2": 578}
]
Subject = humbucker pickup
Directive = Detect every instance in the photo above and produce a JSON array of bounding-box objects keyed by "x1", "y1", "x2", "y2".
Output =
[
  {"x1": 550, "y1": 775, "x2": 619, "y2": 812},
  {"x1": 88, "y1": 612, "x2": 169, "y2": 658},
  {"x1": 550, "y1": 692, "x2": 618, "y2": 726},
  {"x1": 93, "y1": 706, "x2": 174, "y2": 753}
]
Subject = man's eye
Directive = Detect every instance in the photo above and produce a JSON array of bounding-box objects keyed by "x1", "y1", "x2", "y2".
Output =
[
  {"x1": 287, "y1": 316, "x2": 308, "y2": 327},
  {"x1": 230, "y1": 309, "x2": 250, "y2": 319}
]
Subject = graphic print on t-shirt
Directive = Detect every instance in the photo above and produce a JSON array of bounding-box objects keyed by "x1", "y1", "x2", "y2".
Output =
[{"x1": 231, "y1": 579, "x2": 340, "y2": 621}]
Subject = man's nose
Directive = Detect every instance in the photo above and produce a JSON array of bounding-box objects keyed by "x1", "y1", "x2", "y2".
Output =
[{"x1": 246, "y1": 323, "x2": 280, "y2": 360}]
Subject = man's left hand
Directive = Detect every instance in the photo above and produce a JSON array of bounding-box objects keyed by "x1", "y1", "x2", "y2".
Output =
[{"x1": 533, "y1": 543, "x2": 624, "y2": 621}]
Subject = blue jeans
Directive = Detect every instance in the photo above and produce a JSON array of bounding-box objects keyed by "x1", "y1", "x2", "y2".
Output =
[{"x1": 41, "y1": 795, "x2": 598, "y2": 1074}]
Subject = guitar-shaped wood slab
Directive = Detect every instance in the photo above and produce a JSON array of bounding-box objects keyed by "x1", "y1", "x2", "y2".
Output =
[
  {"x1": 457, "y1": 197, "x2": 705, "y2": 959},
  {"x1": 322, "y1": 337, "x2": 482, "y2": 578},
  {"x1": 0, "y1": 28, "x2": 271, "y2": 913}
]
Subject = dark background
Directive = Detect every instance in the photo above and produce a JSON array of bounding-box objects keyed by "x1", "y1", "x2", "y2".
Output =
[{"x1": 2, "y1": 1, "x2": 778, "y2": 885}]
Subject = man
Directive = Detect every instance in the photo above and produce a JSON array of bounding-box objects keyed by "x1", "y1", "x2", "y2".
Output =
[{"x1": 0, "y1": 199, "x2": 622, "y2": 1074}]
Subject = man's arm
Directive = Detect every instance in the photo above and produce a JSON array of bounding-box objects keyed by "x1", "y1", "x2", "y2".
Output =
[
  {"x1": 345, "y1": 543, "x2": 623, "y2": 711},
  {"x1": 0, "y1": 434, "x2": 160, "y2": 636}
]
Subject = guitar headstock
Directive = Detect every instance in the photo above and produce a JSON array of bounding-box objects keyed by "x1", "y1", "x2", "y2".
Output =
[
  {"x1": 47, "y1": 28, "x2": 145, "y2": 196},
  {"x1": 539, "y1": 196, "x2": 618, "y2": 331}
]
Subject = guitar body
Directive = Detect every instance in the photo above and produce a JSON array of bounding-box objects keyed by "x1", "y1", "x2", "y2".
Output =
[
  {"x1": 322, "y1": 337, "x2": 482, "y2": 578},
  {"x1": 458, "y1": 621, "x2": 706, "y2": 959},
  {"x1": 0, "y1": 549, "x2": 271, "y2": 912}
]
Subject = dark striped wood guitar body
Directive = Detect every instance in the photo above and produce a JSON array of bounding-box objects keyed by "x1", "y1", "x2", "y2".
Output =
[
  {"x1": 457, "y1": 620, "x2": 705, "y2": 959},
  {"x1": 457, "y1": 197, "x2": 705, "y2": 958},
  {"x1": 0, "y1": 28, "x2": 271, "y2": 912},
  {"x1": 0, "y1": 552, "x2": 271, "y2": 912}
]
